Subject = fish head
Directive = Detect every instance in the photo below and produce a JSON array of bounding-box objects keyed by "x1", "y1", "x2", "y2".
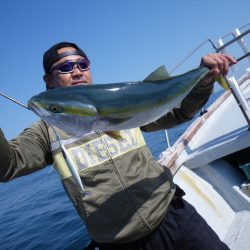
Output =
[{"x1": 28, "y1": 87, "x2": 97, "y2": 134}]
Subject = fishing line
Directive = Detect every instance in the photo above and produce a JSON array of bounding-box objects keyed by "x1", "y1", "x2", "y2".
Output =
[
  {"x1": 169, "y1": 23, "x2": 250, "y2": 74},
  {"x1": 0, "y1": 91, "x2": 28, "y2": 109},
  {"x1": 0, "y1": 91, "x2": 55, "y2": 176},
  {"x1": 220, "y1": 22, "x2": 250, "y2": 40},
  {"x1": 169, "y1": 39, "x2": 216, "y2": 74}
]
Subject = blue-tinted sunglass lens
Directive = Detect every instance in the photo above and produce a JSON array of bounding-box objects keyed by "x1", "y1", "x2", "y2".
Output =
[
  {"x1": 78, "y1": 60, "x2": 90, "y2": 70},
  {"x1": 58, "y1": 62, "x2": 74, "y2": 72}
]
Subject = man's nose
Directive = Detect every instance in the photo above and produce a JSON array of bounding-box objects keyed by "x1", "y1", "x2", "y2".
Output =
[{"x1": 71, "y1": 65, "x2": 83, "y2": 75}]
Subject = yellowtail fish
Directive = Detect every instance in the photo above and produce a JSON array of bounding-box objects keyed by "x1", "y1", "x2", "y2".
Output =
[{"x1": 28, "y1": 66, "x2": 209, "y2": 135}]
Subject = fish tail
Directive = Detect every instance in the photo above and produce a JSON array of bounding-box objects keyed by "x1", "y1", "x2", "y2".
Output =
[{"x1": 216, "y1": 75, "x2": 229, "y2": 90}]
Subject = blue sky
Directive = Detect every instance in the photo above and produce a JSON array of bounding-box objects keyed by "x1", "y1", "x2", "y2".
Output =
[{"x1": 1, "y1": 0, "x2": 250, "y2": 139}]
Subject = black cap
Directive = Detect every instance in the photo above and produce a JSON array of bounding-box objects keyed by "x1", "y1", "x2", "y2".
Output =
[{"x1": 43, "y1": 42, "x2": 88, "y2": 73}]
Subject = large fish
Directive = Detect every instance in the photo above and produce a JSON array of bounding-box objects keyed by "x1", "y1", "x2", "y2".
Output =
[{"x1": 28, "y1": 66, "x2": 209, "y2": 135}]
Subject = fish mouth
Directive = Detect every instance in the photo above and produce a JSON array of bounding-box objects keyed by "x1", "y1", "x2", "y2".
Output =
[
  {"x1": 28, "y1": 99, "x2": 50, "y2": 117},
  {"x1": 28, "y1": 99, "x2": 38, "y2": 111}
]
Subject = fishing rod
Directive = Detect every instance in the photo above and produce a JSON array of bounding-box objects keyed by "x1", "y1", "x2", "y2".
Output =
[
  {"x1": 169, "y1": 39, "x2": 216, "y2": 74},
  {"x1": 236, "y1": 52, "x2": 250, "y2": 63},
  {"x1": 169, "y1": 23, "x2": 250, "y2": 74}
]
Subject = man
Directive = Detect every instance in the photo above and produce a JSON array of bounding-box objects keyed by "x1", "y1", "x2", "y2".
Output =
[{"x1": 0, "y1": 42, "x2": 236, "y2": 249}]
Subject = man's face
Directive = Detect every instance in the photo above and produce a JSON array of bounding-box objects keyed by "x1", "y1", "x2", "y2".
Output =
[{"x1": 44, "y1": 47, "x2": 92, "y2": 89}]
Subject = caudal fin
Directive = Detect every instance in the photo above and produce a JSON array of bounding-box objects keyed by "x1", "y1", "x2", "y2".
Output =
[{"x1": 216, "y1": 75, "x2": 229, "y2": 90}]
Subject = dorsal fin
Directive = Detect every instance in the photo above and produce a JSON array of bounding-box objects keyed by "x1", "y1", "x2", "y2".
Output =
[{"x1": 143, "y1": 65, "x2": 170, "y2": 82}]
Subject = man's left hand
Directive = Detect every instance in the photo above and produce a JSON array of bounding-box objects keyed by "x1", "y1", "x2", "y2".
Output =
[{"x1": 200, "y1": 53, "x2": 237, "y2": 84}]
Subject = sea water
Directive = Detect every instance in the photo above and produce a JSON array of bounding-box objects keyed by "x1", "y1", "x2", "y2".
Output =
[{"x1": 0, "y1": 91, "x2": 222, "y2": 249}]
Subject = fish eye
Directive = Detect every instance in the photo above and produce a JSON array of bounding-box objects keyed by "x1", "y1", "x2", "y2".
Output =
[{"x1": 49, "y1": 104, "x2": 61, "y2": 113}]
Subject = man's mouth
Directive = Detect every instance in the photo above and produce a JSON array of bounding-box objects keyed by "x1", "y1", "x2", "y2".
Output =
[{"x1": 71, "y1": 81, "x2": 88, "y2": 86}]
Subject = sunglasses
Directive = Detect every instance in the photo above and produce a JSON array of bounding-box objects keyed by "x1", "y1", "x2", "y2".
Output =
[{"x1": 50, "y1": 58, "x2": 90, "y2": 74}]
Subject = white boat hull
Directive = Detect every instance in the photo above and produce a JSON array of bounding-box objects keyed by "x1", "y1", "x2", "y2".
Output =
[{"x1": 159, "y1": 74, "x2": 250, "y2": 249}]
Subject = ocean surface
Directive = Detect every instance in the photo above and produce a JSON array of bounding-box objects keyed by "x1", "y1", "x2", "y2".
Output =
[{"x1": 0, "y1": 91, "x2": 222, "y2": 250}]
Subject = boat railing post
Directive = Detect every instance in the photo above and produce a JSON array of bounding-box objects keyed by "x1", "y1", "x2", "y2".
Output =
[
  {"x1": 216, "y1": 36, "x2": 250, "y2": 129},
  {"x1": 224, "y1": 76, "x2": 250, "y2": 127},
  {"x1": 217, "y1": 38, "x2": 237, "y2": 71},
  {"x1": 232, "y1": 28, "x2": 250, "y2": 65}
]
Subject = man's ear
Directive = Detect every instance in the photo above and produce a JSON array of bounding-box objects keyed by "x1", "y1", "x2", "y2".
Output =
[{"x1": 43, "y1": 74, "x2": 54, "y2": 89}]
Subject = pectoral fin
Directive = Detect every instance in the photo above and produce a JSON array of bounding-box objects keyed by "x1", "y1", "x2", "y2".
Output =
[{"x1": 105, "y1": 131, "x2": 124, "y2": 140}]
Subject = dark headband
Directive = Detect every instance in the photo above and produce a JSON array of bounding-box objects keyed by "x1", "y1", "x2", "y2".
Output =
[{"x1": 43, "y1": 42, "x2": 88, "y2": 73}]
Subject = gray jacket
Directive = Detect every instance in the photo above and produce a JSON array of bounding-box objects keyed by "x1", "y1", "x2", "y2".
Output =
[{"x1": 0, "y1": 81, "x2": 213, "y2": 243}]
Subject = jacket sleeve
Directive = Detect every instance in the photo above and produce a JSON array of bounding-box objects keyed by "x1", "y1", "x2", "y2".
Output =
[
  {"x1": 141, "y1": 80, "x2": 214, "y2": 132},
  {"x1": 0, "y1": 120, "x2": 53, "y2": 182}
]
